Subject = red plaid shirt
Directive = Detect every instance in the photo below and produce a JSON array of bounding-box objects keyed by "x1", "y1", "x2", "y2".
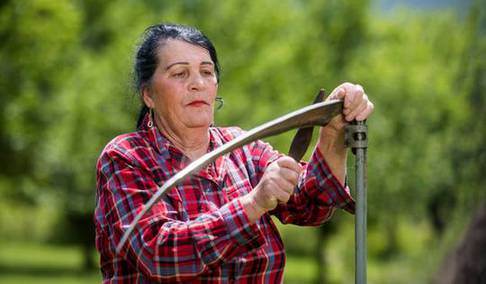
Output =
[{"x1": 95, "y1": 123, "x2": 354, "y2": 283}]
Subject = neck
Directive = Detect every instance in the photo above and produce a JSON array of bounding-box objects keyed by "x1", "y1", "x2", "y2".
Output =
[{"x1": 154, "y1": 116, "x2": 210, "y2": 161}]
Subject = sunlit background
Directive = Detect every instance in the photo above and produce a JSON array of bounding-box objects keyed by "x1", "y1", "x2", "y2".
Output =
[{"x1": 0, "y1": 0, "x2": 484, "y2": 283}]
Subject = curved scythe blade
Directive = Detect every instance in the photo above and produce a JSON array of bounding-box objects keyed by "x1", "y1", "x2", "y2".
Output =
[
  {"x1": 288, "y1": 89, "x2": 326, "y2": 161},
  {"x1": 116, "y1": 99, "x2": 343, "y2": 253}
]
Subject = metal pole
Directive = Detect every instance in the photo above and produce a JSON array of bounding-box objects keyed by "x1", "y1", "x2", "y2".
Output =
[{"x1": 345, "y1": 120, "x2": 368, "y2": 284}]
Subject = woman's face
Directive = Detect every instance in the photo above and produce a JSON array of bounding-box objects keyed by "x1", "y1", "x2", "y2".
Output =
[{"x1": 142, "y1": 39, "x2": 218, "y2": 133}]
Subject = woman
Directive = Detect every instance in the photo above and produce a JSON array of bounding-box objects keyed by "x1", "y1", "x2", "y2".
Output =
[{"x1": 95, "y1": 23, "x2": 374, "y2": 283}]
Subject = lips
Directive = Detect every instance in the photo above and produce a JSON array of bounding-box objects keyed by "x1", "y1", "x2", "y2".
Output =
[{"x1": 187, "y1": 100, "x2": 209, "y2": 107}]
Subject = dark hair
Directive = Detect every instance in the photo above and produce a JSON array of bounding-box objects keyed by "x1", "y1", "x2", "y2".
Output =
[{"x1": 134, "y1": 23, "x2": 220, "y2": 129}]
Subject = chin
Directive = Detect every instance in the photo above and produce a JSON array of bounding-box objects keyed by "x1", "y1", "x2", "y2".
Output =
[
  {"x1": 180, "y1": 108, "x2": 214, "y2": 128},
  {"x1": 186, "y1": 118, "x2": 213, "y2": 129},
  {"x1": 191, "y1": 112, "x2": 213, "y2": 126}
]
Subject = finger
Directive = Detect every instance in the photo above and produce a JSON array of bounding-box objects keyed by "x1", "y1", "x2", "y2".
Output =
[
  {"x1": 337, "y1": 82, "x2": 356, "y2": 107},
  {"x1": 344, "y1": 91, "x2": 366, "y2": 118},
  {"x1": 348, "y1": 85, "x2": 365, "y2": 111},
  {"x1": 328, "y1": 87, "x2": 346, "y2": 101},
  {"x1": 355, "y1": 101, "x2": 374, "y2": 121},
  {"x1": 274, "y1": 182, "x2": 295, "y2": 198},
  {"x1": 270, "y1": 174, "x2": 295, "y2": 193},
  {"x1": 278, "y1": 168, "x2": 300, "y2": 187},
  {"x1": 281, "y1": 180, "x2": 296, "y2": 195},
  {"x1": 328, "y1": 82, "x2": 351, "y2": 100},
  {"x1": 276, "y1": 156, "x2": 303, "y2": 173},
  {"x1": 271, "y1": 187, "x2": 291, "y2": 203},
  {"x1": 345, "y1": 99, "x2": 368, "y2": 122},
  {"x1": 268, "y1": 195, "x2": 278, "y2": 207}
]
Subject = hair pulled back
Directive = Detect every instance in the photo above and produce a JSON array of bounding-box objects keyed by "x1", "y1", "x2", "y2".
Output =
[{"x1": 133, "y1": 23, "x2": 220, "y2": 129}]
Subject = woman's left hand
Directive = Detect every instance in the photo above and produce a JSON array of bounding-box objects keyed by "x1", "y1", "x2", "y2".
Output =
[
  {"x1": 317, "y1": 82, "x2": 374, "y2": 185},
  {"x1": 322, "y1": 82, "x2": 374, "y2": 137}
]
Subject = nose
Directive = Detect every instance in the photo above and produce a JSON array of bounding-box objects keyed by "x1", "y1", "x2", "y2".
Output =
[{"x1": 188, "y1": 73, "x2": 205, "y2": 91}]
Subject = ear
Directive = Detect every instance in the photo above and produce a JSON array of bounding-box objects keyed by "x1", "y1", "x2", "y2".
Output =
[{"x1": 141, "y1": 85, "x2": 155, "y2": 109}]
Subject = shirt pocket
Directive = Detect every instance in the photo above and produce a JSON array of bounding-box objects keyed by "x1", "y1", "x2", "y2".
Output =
[{"x1": 176, "y1": 180, "x2": 222, "y2": 221}]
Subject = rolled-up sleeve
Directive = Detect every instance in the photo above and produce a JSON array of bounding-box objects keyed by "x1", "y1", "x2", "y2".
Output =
[
  {"x1": 249, "y1": 139, "x2": 355, "y2": 226},
  {"x1": 300, "y1": 146, "x2": 355, "y2": 214}
]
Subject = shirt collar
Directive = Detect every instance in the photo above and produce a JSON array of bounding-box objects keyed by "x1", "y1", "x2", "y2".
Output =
[
  {"x1": 140, "y1": 109, "x2": 229, "y2": 180},
  {"x1": 145, "y1": 125, "x2": 223, "y2": 154},
  {"x1": 147, "y1": 125, "x2": 175, "y2": 155},
  {"x1": 143, "y1": 121, "x2": 228, "y2": 182}
]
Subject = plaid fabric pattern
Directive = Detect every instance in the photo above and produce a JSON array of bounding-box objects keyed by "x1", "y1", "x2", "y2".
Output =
[{"x1": 95, "y1": 124, "x2": 354, "y2": 283}]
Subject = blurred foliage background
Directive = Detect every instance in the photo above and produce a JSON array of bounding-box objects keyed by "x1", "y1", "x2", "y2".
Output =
[{"x1": 0, "y1": 0, "x2": 484, "y2": 283}]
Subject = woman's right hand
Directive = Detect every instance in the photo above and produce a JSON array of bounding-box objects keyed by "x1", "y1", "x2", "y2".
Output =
[{"x1": 241, "y1": 156, "x2": 303, "y2": 223}]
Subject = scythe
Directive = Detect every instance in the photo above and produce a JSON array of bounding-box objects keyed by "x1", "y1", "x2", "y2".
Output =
[{"x1": 116, "y1": 89, "x2": 368, "y2": 284}]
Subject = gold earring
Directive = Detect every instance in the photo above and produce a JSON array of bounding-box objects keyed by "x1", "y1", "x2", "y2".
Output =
[{"x1": 147, "y1": 108, "x2": 154, "y2": 128}]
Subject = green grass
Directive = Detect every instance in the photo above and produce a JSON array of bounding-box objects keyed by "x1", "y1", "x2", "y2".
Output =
[
  {"x1": 0, "y1": 218, "x2": 446, "y2": 284},
  {"x1": 0, "y1": 242, "x2": 101, "y2": 284},
  {"x1": 0, "y1": 241, "x2": 319, "y2": 284},
  {"x1": 284, "y1": 255, "x2": 317, "y2": 283}
]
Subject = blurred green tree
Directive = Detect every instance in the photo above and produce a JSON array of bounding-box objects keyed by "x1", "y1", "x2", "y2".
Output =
[
  {"x1": 0, "y1": 0, "x2": 483, "y2": 281},
  {"x1": 343, "y1": 8, "x2": 483, "y2": 259},
  {"x1": 0, "y1": 0, "x2": 81, "y2": 201}
]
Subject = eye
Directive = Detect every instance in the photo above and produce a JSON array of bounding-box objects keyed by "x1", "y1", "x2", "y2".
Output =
[
  {"x1": 201, "y1": 69, "x2": 214, "y2": 77},
  {"x1": 172, "y1": 71, "x2": 186, "y2": 78}
]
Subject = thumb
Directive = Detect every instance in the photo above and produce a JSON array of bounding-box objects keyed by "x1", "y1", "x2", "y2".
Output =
[{"x1": 328, "y1": 87, "x2": 345, "y2": 101}]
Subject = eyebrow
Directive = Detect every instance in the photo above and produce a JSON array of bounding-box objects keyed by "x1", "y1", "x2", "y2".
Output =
[{"x1": 165, "y1": 61, "x2": 214, "y2": 71}]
